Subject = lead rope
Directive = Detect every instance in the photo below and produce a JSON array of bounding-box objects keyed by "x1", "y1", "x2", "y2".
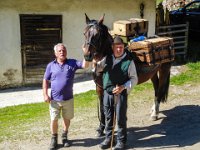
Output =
[
  {"x1": 97, "y1": 95, "x2": 101, "y2": 123},
  {"x1": 93, "y1": 67, "x2": 103, "y2": 123}
]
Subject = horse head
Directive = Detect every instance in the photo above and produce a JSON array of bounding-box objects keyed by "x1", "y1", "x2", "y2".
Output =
[{"x1": 83, "y1": 13, "x2": 113, "y2": 61}]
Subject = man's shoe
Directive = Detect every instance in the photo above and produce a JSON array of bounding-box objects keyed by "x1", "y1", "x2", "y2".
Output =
[
  {"x1": 49, "y1": 134, "x2": 58, "y2": 150},
  {"x1": 95, "y1": 128, "x2": 105, "y2": 137},
  {"x1": 113, "y1": 141, "x2": 126, "y2": 150},
  {"x1": 61, "y1": 131, "x2": 71, "y2": 147},
  {"x1": 99, "y1": 138, "x2": 115, "y2": 149}
]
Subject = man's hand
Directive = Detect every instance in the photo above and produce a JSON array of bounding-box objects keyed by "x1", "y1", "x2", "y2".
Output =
[
  {"x1": 44, "y1": 95, "x2": 51, "y2": 103},
  {"x1": 112, "y1": 85, "x2": 125, "y2": 95},
  {"x1": 82, "y1": 44, "x2": 93, "y2": 62},
  {"x1": 82, "y1": 44, "x2": 90, "y2": 56}
]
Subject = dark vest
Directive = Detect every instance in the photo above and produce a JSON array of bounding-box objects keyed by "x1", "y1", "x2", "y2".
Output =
[{"x1": 103, "y1": 54, "x2": 131, "y2": 94}]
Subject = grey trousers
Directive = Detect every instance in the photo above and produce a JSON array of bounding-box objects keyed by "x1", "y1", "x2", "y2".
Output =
[{"x1": 103, "y1": 90, "x2": 127, "y2": 143}]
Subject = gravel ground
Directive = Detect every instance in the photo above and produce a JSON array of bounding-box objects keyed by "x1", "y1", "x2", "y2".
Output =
[
  {"x1": 2, "y1": 65, "x2": 200, "y2": 150},
  {"x1": 1, "y1": 83, "x2": 200, "y2": 150}
]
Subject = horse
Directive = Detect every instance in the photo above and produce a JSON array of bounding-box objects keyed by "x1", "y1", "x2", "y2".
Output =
[{"x1": 83, "y1": 14, "x2": 172, "y2": 133}]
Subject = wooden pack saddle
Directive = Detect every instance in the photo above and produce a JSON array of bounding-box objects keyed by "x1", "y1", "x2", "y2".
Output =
[{"x1": 128, "y1": 37, "x2": 175, "y2": 65}]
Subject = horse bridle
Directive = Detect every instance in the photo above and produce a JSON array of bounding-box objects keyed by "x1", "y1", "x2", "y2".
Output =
[
  {"x1": 84, "y1": 22, "x2": 105, "y2": 89},
  {"x1": 84, "y1": 22, "x2": 103, "y2": 55}
]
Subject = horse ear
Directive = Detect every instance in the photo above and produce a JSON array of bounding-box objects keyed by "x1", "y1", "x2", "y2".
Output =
[
  {"x1": 98, "y1": 14, "x2": 105, "y2": 24},
  {"x1": 85, "y1": 13, "x2": 90, "y2": 24}
]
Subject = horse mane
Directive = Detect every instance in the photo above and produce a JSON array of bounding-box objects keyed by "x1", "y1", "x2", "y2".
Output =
[{"x1": 100, "y1": 24, "x2": 113, "y2": 56}]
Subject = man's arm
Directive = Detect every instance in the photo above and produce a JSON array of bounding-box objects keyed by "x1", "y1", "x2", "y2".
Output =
[
  {"x1": 42, "y1": 79, "x2": 51, "y2": 103},
  {"x1": 82, "y1": 59, "x2": 90, "y2": 68},
  {"x1": 82, "y1": 44, "x2": 92, "y2": 68},
  {"x1": 124, "y1": 61, "x2": 138, "y2": 93}
]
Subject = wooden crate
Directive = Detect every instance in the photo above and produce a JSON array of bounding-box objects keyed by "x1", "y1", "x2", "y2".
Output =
[
  {"x1": 128, "y1": 37, "x2": 175, "y2": 65},
  {"x1": 129, "y1": 18, "x2": 148, "y2": 35},
  {"x1": 113, "y1": 20, "x2": 135, "y2": 36}
]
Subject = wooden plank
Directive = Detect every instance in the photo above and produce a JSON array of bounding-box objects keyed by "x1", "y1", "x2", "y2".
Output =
[
  {"x1": 173, "y1": 36, "x2": 187, "y2": 40},
  {"x1": 24, "y1": 38, "x2": 60, "y2": 42},
  {"x1": 26, "y1": 74, "x2": 44, "y2": 78},
  {"x1": 25, "y1": 50, "x2": 54, "y2": 54},
  {"x1": 175, "y1": 52, "x2": 186, "y2": 55},
  {"x1": 157, "y1": 29, "x2": 188, "y2": 36},
  {"x1": 157, "y1": 24, "x2": 187, "y2": 29},
  {"x1": 25, "y1": 65, "x2": 46, "y2": 69},
  {"x1": 174, "y1": 46, "x2": 186, "y2": 49},
  {"x1": 26, "y1": 62, "x2": 52, "y2": 66},
  {"x1": 174, "y1": 41, "x2": 186, "y2": 45}
]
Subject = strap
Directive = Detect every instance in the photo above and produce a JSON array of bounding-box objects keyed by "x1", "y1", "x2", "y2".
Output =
[{"x1": 84, "y1": 54, "x2": 93, "y2": 62}]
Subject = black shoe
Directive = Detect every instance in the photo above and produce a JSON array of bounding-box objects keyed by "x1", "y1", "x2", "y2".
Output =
[
  {"x1": 95, "y1": 128, "x2": 105, "y2": 137},
  {"x1": 61, "y1": 131, "x2": 71, "y2": 147},
  {"x1": 49, "y1": 134, "x2": 58, "y2": 150},
  {"x1": 99, "y1": 138, "x2": 115, "y2": 149},
  {"x1": 113, "y1": 141, "x2": 126, "y2": 150}
]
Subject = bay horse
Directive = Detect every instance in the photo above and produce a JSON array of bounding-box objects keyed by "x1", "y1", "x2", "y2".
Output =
[{"x1": 83, "y1": 14, "x2": 172, "y2": 133}]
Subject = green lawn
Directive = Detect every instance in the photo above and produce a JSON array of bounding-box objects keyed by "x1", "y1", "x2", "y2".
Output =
[
  {"x1": 156, "y1": 0, "x2": 163, "y2": 5},
  {"x1": 171, "y1": 62, "x2": 200, "y2": 85},
  {"x1": 0, "y1": 62, "x2": 200, "y2": 142},
  {"x1": 0, "y1": 91, "x2": 97, "y2": 142}
]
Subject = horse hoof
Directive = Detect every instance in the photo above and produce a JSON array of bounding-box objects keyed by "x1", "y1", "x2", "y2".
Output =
[{"x1": 150, "y1": 116, "x2": 158, "y2": 121}]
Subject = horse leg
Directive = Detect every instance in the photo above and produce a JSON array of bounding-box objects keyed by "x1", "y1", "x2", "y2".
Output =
[
  {"x1": 150, "y1": 73, "x2": 160, "y2": 121},
  {"x1": 151, "y1": 63, "x2": 171, "y2": 120},
  {"x1": 96, "y1": 85, "x2": 105, "y2": 137},
  {"x1": 156, "y1": 63, "x2": 171, "y2": 103}
]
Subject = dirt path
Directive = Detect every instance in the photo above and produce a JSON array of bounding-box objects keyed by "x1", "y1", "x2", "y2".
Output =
[
  {"x1": 1, "y1": 82, "x2": 200, "y2": 150},
  {"x1": 126, "y1": 84, "x2": 200, "y2": 150}
]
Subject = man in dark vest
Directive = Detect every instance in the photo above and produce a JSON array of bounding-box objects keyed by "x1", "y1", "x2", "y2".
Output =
[{"x1": 96, "y1": 36, "x2": 138, "y2": 150}]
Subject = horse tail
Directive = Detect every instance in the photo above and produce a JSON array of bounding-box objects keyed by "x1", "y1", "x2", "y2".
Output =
[{"x1": 160, "y1": 71, "x2": 170, "y2": 103}]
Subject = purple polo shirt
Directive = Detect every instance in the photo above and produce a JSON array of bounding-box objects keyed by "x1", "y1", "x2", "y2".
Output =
[{"x1": 44, "y1": 59, "x2": 83, "y2": 101}]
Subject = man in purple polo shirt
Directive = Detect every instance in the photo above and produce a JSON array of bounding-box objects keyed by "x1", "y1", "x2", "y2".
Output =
[{"x1": 43, "y1": 43, "x2": 90, "y2": 150}]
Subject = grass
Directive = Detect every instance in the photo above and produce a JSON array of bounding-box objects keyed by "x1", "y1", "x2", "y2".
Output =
[
  {"x1": 0, "y1": 61, "x2": 200, "y2": 142},
  {"x1": 74, "y1": 90, "x2": 97, "y2": 108},
  {"x1": 0, "y1": 103, "x2": 48, "y2": 142},
  {"x1": 171, "y1": 62, "x2": 200, "y2": 85},
  {"x1": 0, "y1": 91, "x2": 98, "y2": 142},
  {"x1": 156, "y1": 0, "x2": 163, "y2": 5}
]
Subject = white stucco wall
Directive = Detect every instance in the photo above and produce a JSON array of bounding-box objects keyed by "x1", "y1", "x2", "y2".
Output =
[
  {"x1": 0, "y1": 0, "x2": 156, "y2": 87},
  {"x1": 0, "y1": 9, "x2": 22, "y2": 88}
]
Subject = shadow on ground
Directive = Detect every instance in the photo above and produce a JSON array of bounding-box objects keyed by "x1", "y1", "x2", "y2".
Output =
[
  {"x1": 127, "y1": 105, "x2": 200, "y2": 149},
  {"x1": 55, "y1": 137, "x2": 104, "y2": 149}
]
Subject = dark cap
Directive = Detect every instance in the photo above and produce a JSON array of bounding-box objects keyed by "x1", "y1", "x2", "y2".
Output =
[{"x1": 113, "y1": 36, "x2": 124, "y2": 45}]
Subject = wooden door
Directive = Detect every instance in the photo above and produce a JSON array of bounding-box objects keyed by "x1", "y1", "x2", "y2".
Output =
[{"x1": 20, "y1": 15, "x2": 62, "y2": 84}]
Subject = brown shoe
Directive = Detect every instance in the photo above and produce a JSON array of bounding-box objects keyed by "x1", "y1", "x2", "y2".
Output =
[
  {"x1": 99, "y1": 138, "x2": 115, "y2": 149},
  {"x1": 114, "y1": 141, "x2": 126, "y2": 150},
  {"x1": 49, "y1": 134, "x2": 58, "y2": 150},
  {"x1": 95, "y1": 128, "x2": 105, "y2": 137},
  {"x1": 61, "y1": 131, "x2": 71, "y2": 147}
]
